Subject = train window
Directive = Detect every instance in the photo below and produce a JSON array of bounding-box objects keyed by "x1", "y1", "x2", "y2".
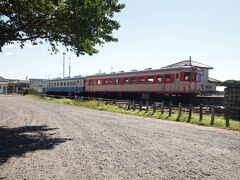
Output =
[
  {"x1": 147, "y1": 77, "x2": 154, "y2": 83},
  {"x1": 57, "y1": 82, "x2": 59, "y2": 86},
  {"x1": 196, "y1": 74, "x2": 201, "y2": 81},
  {"x1": 60, "y1": 82, "x2": 63, "y2": 86},
  {"x1": 139, "y1": 77, "x2": 145, "y2": 83},
  {"x1": 184, "y1": 72, "x2": 190, "y2": 81},
  {"x1": 191, "y1": 73, "x2": 196, "y2": 81},
  {"x1": 116, "y1": 78, "x2": 120, "y2": 84},
  {"x1": 103, "y1": 79, "x2": 108, "y2": 84},
  {"x1": 93, "y1": 80, "x2": 97, "y2": 85},
  {"x1": 176, "y1": 73, "x2": 179, "y2": 80},
  {"x1": 64, "y1": 82, "x2": 66, "y2": 86},
  {"x1": 67, "y1": 82, "x2": 69, "y2": 86},
  {"x1": 109, "y1": 79, "x2": 114, "y2": 85},
  {"x1": 131, "y1": 77, "x2": 137, "y2": 84},
  {"x1": 165, "y1": 75, "x2": 171, "y2": 82},
  {"x1": 97, "y1": 80, "x2": 102, "y2": 85},
  {"x1": 157, "y1": 75, "x2": 163, "y2": 83},
  {"x1": 124, "y1": 78, "x2": 129, "y2": 84}
]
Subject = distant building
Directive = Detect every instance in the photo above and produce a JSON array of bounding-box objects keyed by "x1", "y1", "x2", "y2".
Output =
[
  {"x1": 7, "y1": 79, "x2": 29, "y2": 93},
  {"x1": 163, "y1": 59, "x2": 221, "y2": 93},
  {"x1": 29, "y1": 79, "x2": 44, "y2": 92},
  {"x1": 0, "y1": 76, "x2": 8, "y2": 94}
]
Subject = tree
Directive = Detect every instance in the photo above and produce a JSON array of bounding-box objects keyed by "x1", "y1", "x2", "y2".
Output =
[
  {"x1": 221, "y1": 80, "x2": 240, "y2": 87},
  {"x1": 0, "y1": 0, "x2": 125, "y2": 56}
]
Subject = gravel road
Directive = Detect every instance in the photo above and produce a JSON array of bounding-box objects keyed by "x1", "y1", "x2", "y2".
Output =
[{"x1": 0, "y1": 95, "x2": 240, "y2": 180}]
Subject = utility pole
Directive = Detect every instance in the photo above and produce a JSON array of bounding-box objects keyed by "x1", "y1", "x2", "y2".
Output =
[
  {"x1": 69, "y1": 57, "x2": 71, "y2": 78},
  {"x1": 189, "y1": 56, "x2": 192, "y2": 66},
  {"x1": 62, "y1": 52, "x2": 66, "y2": 78}
]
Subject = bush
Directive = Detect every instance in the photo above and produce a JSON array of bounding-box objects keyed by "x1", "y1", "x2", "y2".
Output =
[{"x1": 28, "y1": 88, "x2": 39, "y2": 95}]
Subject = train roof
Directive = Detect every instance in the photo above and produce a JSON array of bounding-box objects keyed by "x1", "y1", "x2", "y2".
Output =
[
  {"x1": 162, "y1": 60, "x2": 213, "y2": 69},
  {"x1": 86, "y1": 66, "x2": 201, "y2": 78},
  {"x1": 43, "y1": 76, "x2": 84, "y2": 82}
]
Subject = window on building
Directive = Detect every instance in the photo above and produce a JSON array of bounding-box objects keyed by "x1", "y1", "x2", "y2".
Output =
[
  {"x1": 157, "y1": 75, "x2": 163, "y2": 83},
  {"x1": 139, "y1": 77, "x2": 145, "y2": 83}
]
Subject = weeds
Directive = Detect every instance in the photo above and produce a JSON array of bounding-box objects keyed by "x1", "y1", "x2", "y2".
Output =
[{"x1": 31, "y1": 95, "x2": 240, "y2": 132}]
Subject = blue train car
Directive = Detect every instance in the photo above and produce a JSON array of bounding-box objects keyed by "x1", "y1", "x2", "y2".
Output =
[{"x1": 42, "y1": 77, "x2": 85, "y2": 95}]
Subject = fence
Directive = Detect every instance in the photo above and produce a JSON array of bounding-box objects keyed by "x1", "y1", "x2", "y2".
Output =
[{"x1": 42, "y1": 94, "x2": 234, "y2": 127}]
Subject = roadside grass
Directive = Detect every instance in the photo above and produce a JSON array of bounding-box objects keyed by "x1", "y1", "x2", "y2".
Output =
[{"x1": 31, "y1": 95, "x2": 240, "y2": 132}]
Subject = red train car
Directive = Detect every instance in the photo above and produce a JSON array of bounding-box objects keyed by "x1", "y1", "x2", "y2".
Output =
[{"x1": 85, "y1": 66, "x2": 201, "y2": 99}]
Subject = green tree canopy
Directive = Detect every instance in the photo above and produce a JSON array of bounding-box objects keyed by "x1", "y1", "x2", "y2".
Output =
[
  {"x1": 221, "y1": 80, "x2": 240, "y2": 87},
  {"x1": 0, "y1": 0, "x2": 125, "y2": 56}
]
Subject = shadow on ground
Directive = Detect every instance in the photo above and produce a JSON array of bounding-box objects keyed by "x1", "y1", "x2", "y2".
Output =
[{"x1": 0, "y1": 125, "x2": 71, "y2": 165}]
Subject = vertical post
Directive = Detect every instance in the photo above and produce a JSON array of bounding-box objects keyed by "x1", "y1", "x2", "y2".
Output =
[
  {"x1": 152, "y1": 102, "x2": 156, "y2": 114},
  {"x1": 169, "y1": 102, "x2": 172, "y2": 117},
  {"x1": 139, "y1": 100, "x2": 143, "y2": 111},
  {"x1": 132, "y1": 100, "x2": 135, "y2": 110},
  {"x1": 97, "y1": 98, "x2": 101, "y2": 106},
  {"x1": 146, "y1": 100, "x2": 149, "y2": 112},
  {"x1": 188, "y1": 103, "x2": 192, "y2": 123},
  {"x1": 80, "y1": 96, "x2": 84, "y2": 102},
  {"x1": 161, "y1": 101, "x2": 164, "y2": 114},
  {"x1": 226, "y1": 108, "x2": 230, "y2": 127},
  {"x1": 62, "y1": 52, "x2": 66, "y2": 78},
  {"x1": 199, "y1": 103, "x2": 203, "y2": 122},
  {"x1": 210, "y1": 105, "x2": 215, "y2": 126},
  {"x1": 127, "y1": 100, "x2": 130, "y2": 110},
  {"x1": 177, "y1": 102, "x2": 182, "y2": 121}
]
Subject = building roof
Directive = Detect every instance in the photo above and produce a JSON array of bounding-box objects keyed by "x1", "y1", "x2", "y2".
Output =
[
  {"x1": 162, "y1": 60, "x2": 213, "y2": 69},
  {"x1": 208, "y1": 77, "x2": 221, "y2": 83},
  {"x1": 0, "y1": 76, "x2": 7, "y2": 82}
]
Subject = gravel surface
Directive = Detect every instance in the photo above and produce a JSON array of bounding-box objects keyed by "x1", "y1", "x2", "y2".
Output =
[{"x1": 0, "y1": 95, "x2": 240, "y2": 180}]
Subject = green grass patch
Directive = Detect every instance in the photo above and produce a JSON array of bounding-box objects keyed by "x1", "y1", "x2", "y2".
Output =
[{"x1": 30, "y1": 95, "x2": 240, "y2": 132}]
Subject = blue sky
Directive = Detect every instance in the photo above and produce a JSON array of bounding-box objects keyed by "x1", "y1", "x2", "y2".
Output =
[{"x1": 1, "y1": 0, "x2": 240, "y2": 82}]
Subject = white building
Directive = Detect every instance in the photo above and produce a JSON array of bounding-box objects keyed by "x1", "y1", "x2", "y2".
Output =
[{"x1": 0, "y1": 76, "x2": 7, "y2": 94}]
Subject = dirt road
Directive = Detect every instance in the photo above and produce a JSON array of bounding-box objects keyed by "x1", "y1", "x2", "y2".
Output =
[{"x1": 0, "y1": 95, "x2": 239, "y2": 179}]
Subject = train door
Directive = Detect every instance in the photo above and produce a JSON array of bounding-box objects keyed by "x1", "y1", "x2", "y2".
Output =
[
  {"x1": 175, "y1": 73, "x2": 180, "y2": 92},
  {"x1": 190, "y1": 72, "x2": 196, "y2": 93}
]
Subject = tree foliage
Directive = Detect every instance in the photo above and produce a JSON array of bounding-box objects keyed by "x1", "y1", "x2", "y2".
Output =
[
  {"x1": 0, "y1": 0, "x2": 125, "y2": 56},
  {"x1": 221, "y1": 80, "x2": 240, "y2": 87}
]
